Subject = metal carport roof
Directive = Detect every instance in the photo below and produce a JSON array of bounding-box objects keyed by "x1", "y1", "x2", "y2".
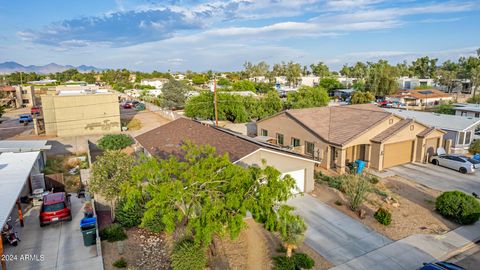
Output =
[{"x1": 0, "y1": 151, "x2": 40, "y2": 228}]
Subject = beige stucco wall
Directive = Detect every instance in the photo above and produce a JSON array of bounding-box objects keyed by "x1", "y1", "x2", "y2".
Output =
[
  {"x1": 345, "y1": 115, "x2": 402, "y2": 147},
  {"x1": 257, "y1": 113, "x2": 329, "y2": 167},
  {"x1": 237, "y1": 149, "x2": 316, "y2": 193},
  {"x1": 41, "y1": 93, "x2": 120, "y2": 137}
]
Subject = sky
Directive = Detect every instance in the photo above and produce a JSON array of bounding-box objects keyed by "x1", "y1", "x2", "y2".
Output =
[{"x1": 0, "y1": 0, "x2": 479, "y2": 72}]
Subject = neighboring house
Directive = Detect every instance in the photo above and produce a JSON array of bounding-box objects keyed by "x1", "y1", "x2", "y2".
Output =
[
  {"x1": 0, "y1": 85, "x2": 17, "y2": 107},
  {"x1": 300, "y1": 76, "x2": 320, "y2": 87},
  {"x1": 257, "y1": 104, "x2": 445, "y2": 173},
  {"x1": 386, "y1": 109, "x2": 480, "y2": 153},
  {"x1": 135, "y1": 118, "x2": 318, "y2": 193},
  {"x1": 387, "y1": 89, "x2": 453, "y2": 108},
  {"x1": 140, "y1": 78, "x2": 169, "y2": 89},
  {"x1": 397, "y1": 77, "x2": 434, "y2": 90},
  {"x1": 337, "y1": 77, "x2": 357, "y2": 88},
  {"x1": 6, "y1": 85, "x2": 36, "y2": 108},
  {"x1": 453, "y1": 103, "x2": 480, "y2": 118},
  {"x1": 41, "y1": 89, "x2": 121, "y2": 137}
]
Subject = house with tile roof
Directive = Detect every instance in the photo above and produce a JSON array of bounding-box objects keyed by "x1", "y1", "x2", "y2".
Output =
[
  {"x1": 135, "y1": 118, "x2": 319, "y2": 193},
  {"x1": 386, "y1": 89, "x2": 453, "y2": 108},
  {"x1": 257, "y1": 104, "x2": 445, "y2": 173}
]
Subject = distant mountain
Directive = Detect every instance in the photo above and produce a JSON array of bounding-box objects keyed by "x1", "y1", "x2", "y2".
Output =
[{"x1": 0, "y1": 61, "x2": 104, "y2": 74}]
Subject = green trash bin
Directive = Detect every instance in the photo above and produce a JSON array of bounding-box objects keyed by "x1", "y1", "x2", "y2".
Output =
[{"x1": 81, "y1": 227, "x2": 97, "y2": 246}]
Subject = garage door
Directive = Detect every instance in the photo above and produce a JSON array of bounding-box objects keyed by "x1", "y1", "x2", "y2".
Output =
[
  {"x1": 281, "y1": 169, "x2": 305, "y2": 193},
  {"x1": 383, "y1": 141, "x2": 414, "y2": 169}
]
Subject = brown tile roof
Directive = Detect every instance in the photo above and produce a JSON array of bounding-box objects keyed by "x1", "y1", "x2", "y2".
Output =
[
  {"x1": 285, "y1": 104, "x2": 392, "y2": 146},
  {"x1": 0, "y1": 85, "x2": 15, "y2": 92},
  {"x1": 417, "y1": 127, "x2": 435, "y2": 138},
  {"x1": 389, "y1": 89, "x2": 452, "y2": 99},
  {"x1": 135, "y1": 118, "x2": 261, "y2": 162},
  {"x1": 371, "y1": 119, "x2": 414, "y2": 143}
]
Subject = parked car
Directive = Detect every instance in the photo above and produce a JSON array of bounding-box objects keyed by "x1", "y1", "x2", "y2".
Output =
[
  {"x1": 420, "y1": 261, "x2": 465, "y2": 270},
  {"x1": 39, "y1": 192, "x2": 72, "y2": 227},
  {"x1": 430, "y1": 148, "x2": 480, "y2": 174},
  {"x1": 18, "y1": 114, "x2": 33, "y2": 123},
  {"x1": 122, "y1": 101, "x2": 135, "y2": 109},
  {"x1": 30, "y1": 106, "x2": 41, "y2": 115}
]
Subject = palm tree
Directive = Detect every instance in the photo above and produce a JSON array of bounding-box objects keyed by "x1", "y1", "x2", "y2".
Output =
[{"x1": 279, "y1": 216, "x2": 307, "y2": 257}]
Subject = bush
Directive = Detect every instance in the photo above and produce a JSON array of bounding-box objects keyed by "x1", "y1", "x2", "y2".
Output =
[
  {"x1": 171, "y1": 239, "x2": 206, "y2": 270},
  {"x1": 374, "y1": 208, "x2": 392, "y2": 225},
  {"x1": 115, "y1": 199, "x2": 144, "y2": 228},
  {"x1": 100, "y1": 224, "x2": 128, "y2": 242},
  {"x1": 342, "y1": 175, "x2": 371, "y2": 211},
  {"x1": 436, "y1": 191, "x2": 480, "y2": 225},
  {"x1": 292, "y1": 253, "x2": 315, "y2": 269},
  {"x1": 113, "y1": 257, "x2": 127, "y2": 268},
  {"x1": 469, "y1": 140, "x2": 480, "y2": 154},
  {"x1": 368, "y1": 175, "x2": 379, "y2": 185},
  {"x1": 273, "y1": 253, "x2": 315, "y2": 270},
  {"x1": 97, "y1": 134, "x2": 133, "y2": 150}
]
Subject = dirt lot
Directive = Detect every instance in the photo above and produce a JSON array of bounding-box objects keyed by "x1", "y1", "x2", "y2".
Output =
[
  {"x1": 211, "y1": 219, "x2": 332, "y2": 270},
  {"x1": 120, "y1": 107, "x2": 171, "y2": 137},
  {"x1": 312, "y1": 175, "x2": 459, "y2": 241}
]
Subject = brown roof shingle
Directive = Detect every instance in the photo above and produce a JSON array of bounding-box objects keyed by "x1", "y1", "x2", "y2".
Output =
[
  {"x1": 286, "y1": 104, "x2": 392, "y2": 146},
  {"x1": 389, "y1": 89, "x2": 452, "y2": 100},
  {"x1": 371, "y1": 119, "x2": 414, "y2": 143},
  {"x1": 135, "y1": 118, "x2": 261, "y2": 162}
]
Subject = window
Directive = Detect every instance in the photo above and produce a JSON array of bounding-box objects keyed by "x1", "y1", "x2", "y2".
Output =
[
  {"x1": 465, "y1": 131, "x2": 472, "y2": 145},
  {"x1": 261, "y1": 129, "x2": 268, "y2": 136},
  {"x1": 475, "y1": 113, "x2": 480, "y2": 118},
  {"x1": 22, "y1": 99, "x2": 29, "y2": 104},
  {"x1": 291, "y1": 137, "x2": 300, "y2": 147},
  {"x1": 458, "y1": 132, "x2": 465, "y2": 145},
  {"x1": 276, "y1": 133, "x2": 284, "y2": 145},
  {"x1": 389, "y1": 118, "x2": 394, "y2": 124},
  {"x1": 21, "y1": 90, "x2": 28, "y2": 94},
  {"x1": 410, "y1": 125, "x2": 414, "y2": 131},
  {"x1": 305, "y1": 141, "x2": 315, "y2": 156},
  {"x1": 461, "y1": 111, "x2": 467, "y2": 116}
]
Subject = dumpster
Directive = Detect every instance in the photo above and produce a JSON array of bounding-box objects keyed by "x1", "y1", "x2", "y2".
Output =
[
  {"x1": 81, "y1": 227, "x2": 97, "y2": 246},
  {"x1": 354, "y1": 160, "x2": 366, "y2": 174}
]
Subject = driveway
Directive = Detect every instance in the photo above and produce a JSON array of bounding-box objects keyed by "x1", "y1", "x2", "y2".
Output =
[
  {"x1": 388, "y1": 163, "x2": 480, "y2": 194},
  {"x1": 288, "y1": 194, "x2": 392, "y2": 266},
  {"x1": 5, "y1": 194, "x2": 103, "y2": 270}
]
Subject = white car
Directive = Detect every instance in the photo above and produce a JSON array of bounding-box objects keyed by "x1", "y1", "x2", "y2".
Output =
[{"x1": 430, "y1": 148, "x2": 480, "y2": 174}]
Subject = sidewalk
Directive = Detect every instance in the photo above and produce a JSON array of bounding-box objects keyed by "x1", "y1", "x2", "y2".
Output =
[{"x1": 331, "y1": 223, "x2": 480, "y2": 270}]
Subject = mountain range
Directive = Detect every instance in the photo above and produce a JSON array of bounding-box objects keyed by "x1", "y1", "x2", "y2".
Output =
[{"x1": 0, "y1": 61, "x2": 104, "y2": 74}]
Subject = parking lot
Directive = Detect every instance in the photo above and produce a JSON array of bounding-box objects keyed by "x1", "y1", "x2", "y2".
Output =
[
  {"x1": 0, "y1": 108, "x2": 34, "y2": 140},
  {"x1": 4, "y1": 194, "x2": 103, "y2": 270},
  {"x1": 388, "y1": 162, "x2": 480, "y2": 194}
]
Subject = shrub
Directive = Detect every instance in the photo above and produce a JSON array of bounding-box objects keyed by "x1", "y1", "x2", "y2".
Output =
[
  {"x1": 171, "y1": 239, "x2": 206, "y2": 270},
  {"x1": 469, "y1": 140, "x2": 480, "y2": 154},
  {"x1": 374, "y1": 208, "x2": 392, "y2": 225},
  {"x1": 115, "y1": 199, "x2": 144, "y2": 228},
  {"x1": 436, "y1": 191, "x2": 480, "y2": 225},
  {"x1": 342, "y1": 175, "x2": 371, "y2": 211},
  {"x1": 292, "y1": 252, "x2": 315, "y2": 269},
  {"x1": 100, "y1": 224, "x2": 128, "y2": 242},
  {"x1": 273, "y1": 256, "x2": 295, "y2": 270},
  {"x1": 97, "y1": 134, "x2": 133, "y2": 150},
  {"x1": 334, "y1": 200, "x2": 343, "y2": 206},
  {"x1": 113, "y1": 257, "x2": 127, "y2": 268},
  {"x1": 368, "y1": 176, "x2": 379, "y2": 185}
]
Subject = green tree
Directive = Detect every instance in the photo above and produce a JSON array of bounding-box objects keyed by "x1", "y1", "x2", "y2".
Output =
[
  {"x1": 436, "y1": 69, "x2": 458, "y2": 93},
  {"x1": 0, "y1": 105, "x2": 5, "y2": 119},
  {"x1": 469, "y1": 140, "x2": 480, "y2": 154},
  {"x1": 352, "y1": 62, "x2": 368, "y2": 79},
  {"x1": 470, "y1": 67, "x2": 480, "y2": 97},
  {"x1": 432, "y1": 104, "x2": 455, "y2": 115},
  {"x1": 319, "y1": 78, "x2": 343, "y2": 94},
  {"x1": 339, "y1": 64, "x2": 352, "y2": 77},
  {"x1": 160, "y1": 79, "x2": 191, "y2": 109},
  {"x1": 254, "y1": 82, "x2": 275, "y2": 93},
  {"x1": 365, "y1": 60, "x2": 398, "y2": 97},
  {"x1": 232, "y1": 80, "x2": 256, "y2": 92},
  {"x1": 277, "y1": 212, "x2": 306, "y2": 257},
  {"x1": 191, "y1": 74, "x2": 207, "y2": 85},
  {"x1": 286, "y1": 86, "x2": 329, "y2": 109},
  {"x1": 97, "y1": 134, "x2": 134, "y2": 150},
  {"x1": 90, "y1": 150, "x2": 135, "y2": 203},
  {"x1": 123, "y1": 142, "x2": 297, "y2": 245},
  {"x1": 410, "y1": 56, "x2": 438, "y2": 78},
  {"x1": 216, "y1": 77, "x2": 231, "y2": 86},
  {"x1": 285, "y1": 62, "x2": 302, "y2": 87},
  {"x1": 352, "y1": 81, "x2": 366, "y2": 91},
  {"x1": 256, "y1": 91, "x2": 283, "y2": 119},
  {"x1": 350, "y1": 91, "x2": 375, "y2": 104},
  {"x1": 310, "y1": 62, "x2": 330, "y2": 78}
]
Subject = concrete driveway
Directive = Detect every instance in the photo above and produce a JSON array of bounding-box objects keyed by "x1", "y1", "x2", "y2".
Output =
[
  {"x1": 388, "y1": 163, "x2": 480, "y2": 194},
  {"x1": 4, "y1": 194, "x2": 103, "y2": 270},
  {"x1": 288, "y1": 194, "x2": 392, "y2": 266}
]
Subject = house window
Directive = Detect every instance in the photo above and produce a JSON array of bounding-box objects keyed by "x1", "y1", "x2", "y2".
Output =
[
  {"x1": 21, "y1": 90, "x2": 28, "y2": 94},
  {"x1": 389, "y1": 118, "x2": 394, "y2": 124},
  {"x1": 465, "y1": 131, "x2": 472, "y2": 145},
  {"x1": 276, "y1": 133, "x2": 284, "y2": 145},
  {"x1": 261, "y1": 129, "x2": 268, "y2": 136},
  {"x1": 461, "y1": 111, "x2": 467, "y2": 116},
  {"x1": 475, "y1": 113, "x2": 480, "y2": 118},
  {"x1": 305, "y1": 141, "x2": 315, "y2": 156},
  {"x1": 458, "y1": 132, "x2": 465, "y2": 145},
  {"x1": 410, "y1": 125, "x2": 414, "y2": 131},
  {"x1": 22, "y1": 99, "x2": 29, "y2": 104},
  {"x1": 291, "y1": 137, "x2": 300, "y2": 147}
]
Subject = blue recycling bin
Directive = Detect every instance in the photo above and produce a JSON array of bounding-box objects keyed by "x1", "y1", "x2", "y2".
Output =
[
  {"x1": 80, "y1": 217, "x2": 97, "y2": 230},
  {"x1": 354, "y1": 160, "x2": 366, "y2": 174},
  {"x1": 473, "y1": 154, "x2": 480, "y2": 161}
]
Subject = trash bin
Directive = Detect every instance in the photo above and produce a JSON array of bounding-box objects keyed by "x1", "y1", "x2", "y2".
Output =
[
  {"x1": 354, "y1": 160, "x2": 366, "y2": 174},
  {"x1": 474, "y1": 154, "x2": 480, "y2": 161},
  {"x1": 81, "y1": 227, "x2": 97, "y2": 246}
]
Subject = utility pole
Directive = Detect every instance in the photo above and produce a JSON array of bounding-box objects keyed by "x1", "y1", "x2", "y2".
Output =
[{"x1": 214, "y1": 75, "x2": 218, "y2": 127}]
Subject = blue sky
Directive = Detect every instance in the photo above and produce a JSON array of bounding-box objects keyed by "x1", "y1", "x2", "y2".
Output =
[{"x1": 0, "y1": 0, "x2": 479, "y2": 72}]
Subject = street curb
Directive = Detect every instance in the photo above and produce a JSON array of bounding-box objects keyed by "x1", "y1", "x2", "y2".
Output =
[{"x1": 439, "y1": 236, "x2": 480, "y2": 261}]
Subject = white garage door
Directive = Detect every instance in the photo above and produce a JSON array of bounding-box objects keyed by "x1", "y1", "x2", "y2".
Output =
[{"x1": 281, "y1": 169, "x2": 305, "y2": 193}]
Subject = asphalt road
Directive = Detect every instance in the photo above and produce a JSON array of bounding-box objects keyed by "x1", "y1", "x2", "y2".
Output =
[{"x1": 0, "y1": 108, "x2": 34, "y2": 140}]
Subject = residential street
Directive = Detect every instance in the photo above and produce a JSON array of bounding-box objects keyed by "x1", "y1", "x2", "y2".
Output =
[
  {"x1": 0, "y1": 108, "x2": 34, "y2": 140},
  {"x1": 388, "y1": 163, "x2": 480, "y2": 194},
  {"x1": 4, "y1": 194, "x2": 103, "y2": 270},
  {"x1": 288, "y1": 194, "x2": 392, "y2": 266}
]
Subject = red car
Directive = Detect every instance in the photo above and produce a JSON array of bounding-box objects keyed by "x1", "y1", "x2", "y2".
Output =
[
  {"x1": 39, "y1": 193, "x2": 72, "y2": 227},
  {"x1": 30, "y1": 107, "x2": 41, "y2": 115}
]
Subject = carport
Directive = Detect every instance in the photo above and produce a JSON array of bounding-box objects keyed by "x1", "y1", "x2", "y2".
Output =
[{"x1": 0, "y1": 151, "x2": 40, "y2": 270}]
